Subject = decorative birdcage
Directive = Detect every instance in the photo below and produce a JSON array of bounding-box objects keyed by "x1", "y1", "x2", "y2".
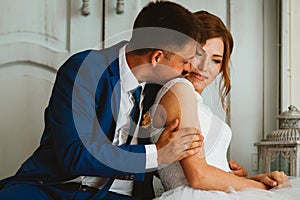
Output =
[{"x1": 255, "y1": 105, "x2": 300, "y2": 176}]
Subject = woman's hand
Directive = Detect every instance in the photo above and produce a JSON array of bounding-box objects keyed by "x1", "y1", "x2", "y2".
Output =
[
  {"x1": 228, "y1": 160, "x2": 248, "y2": 177},
  {"x1": 250, "y1": 171, "x2": 290, "y2": 188}
]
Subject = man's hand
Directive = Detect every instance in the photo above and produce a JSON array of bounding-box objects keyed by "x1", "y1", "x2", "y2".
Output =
[
  {"x1": 251, "y1": 171, "x2": 290, "y2": 188},
  {"x1": 155, "y1": 119, "x2": 204, "y2": 166},
  {"x1": 229, "y1": 160, "x2": 248, "y2": 177}
]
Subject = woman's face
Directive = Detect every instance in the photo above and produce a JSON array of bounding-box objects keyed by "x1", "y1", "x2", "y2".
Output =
[{"x1": 186, "y1": 37, "x2": 224, "y2": 93}]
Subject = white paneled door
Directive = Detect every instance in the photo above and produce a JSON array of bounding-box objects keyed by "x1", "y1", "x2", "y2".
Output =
[{"x1": 0, "y1": 0, "x2": 103, "y2": 179}]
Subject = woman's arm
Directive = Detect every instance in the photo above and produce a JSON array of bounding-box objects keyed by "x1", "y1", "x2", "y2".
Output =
[
  {"x1": 156, "y1": 81, "x2": 268, "y2": 191},
  {"x1": 181, "y1": 156, "x2": 268, "y2": 191}
]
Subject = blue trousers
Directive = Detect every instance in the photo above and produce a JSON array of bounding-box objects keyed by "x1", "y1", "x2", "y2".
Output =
[{"x1": 0, "y1": 182, "x2": 136, "y2": 200}]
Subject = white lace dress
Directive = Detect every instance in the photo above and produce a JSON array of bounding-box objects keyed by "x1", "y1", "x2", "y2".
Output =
[{"x1": 150, "y1": 78, "x2": 300, "y2": 200}]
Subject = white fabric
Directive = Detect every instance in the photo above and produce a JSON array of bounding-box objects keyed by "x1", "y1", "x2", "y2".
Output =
[
  {"x1": 151, "y1": 78, "x2": 300, "y2": 200},
  {"x1": 156, "y1": 178, "x2": 300, "y2": 200}
]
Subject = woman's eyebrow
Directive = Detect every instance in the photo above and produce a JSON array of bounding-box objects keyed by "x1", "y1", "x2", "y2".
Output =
[{"x1": 212, "y1": 54, "x2": 223, "y2": 58}]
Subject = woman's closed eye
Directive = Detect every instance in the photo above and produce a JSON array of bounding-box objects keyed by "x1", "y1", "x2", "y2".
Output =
[{"x1": 212, "y1": 59, "x2": 222, "y2": 64}]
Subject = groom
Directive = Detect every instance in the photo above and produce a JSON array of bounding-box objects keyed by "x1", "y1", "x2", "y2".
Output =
[{"x1": 0, "y1": 1, "x2": 205, "y2": 200}]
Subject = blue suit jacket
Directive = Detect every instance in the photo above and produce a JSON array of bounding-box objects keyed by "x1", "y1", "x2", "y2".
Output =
[{"x1": 0, "y1": 41, "x2": 150, "y2": 190}]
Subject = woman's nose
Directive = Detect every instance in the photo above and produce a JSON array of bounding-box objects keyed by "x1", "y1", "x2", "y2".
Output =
[
  {"x1": 199, "y1": 54, "x2": 212, "y2": 72},
  {"x1": 190, "y1": 53, "x2": 210, "y2": 73}
]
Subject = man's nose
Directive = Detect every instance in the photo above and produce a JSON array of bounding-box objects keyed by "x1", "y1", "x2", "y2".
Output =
[{"x1": 183, "y1": 62, "x2": 193, "y2": 73}]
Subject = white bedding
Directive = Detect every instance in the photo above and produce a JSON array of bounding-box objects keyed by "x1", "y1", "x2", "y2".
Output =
[{"x1": 155, "y1": 177, "x2": 300, "y2": 200}]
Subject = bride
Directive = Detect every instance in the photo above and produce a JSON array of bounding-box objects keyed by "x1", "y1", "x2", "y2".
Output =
[{"x1": 150, "y1": 11, "x2": 300, "y2": 199}]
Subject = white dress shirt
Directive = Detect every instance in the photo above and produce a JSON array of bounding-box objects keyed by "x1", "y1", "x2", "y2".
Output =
[{"x1": 73, "y1": 44, "x2": 158, "y2": 196}]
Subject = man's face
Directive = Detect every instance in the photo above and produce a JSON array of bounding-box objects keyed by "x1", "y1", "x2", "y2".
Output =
[{"x1": 152, "y1": 41, "x2": 199, "y2": 83}]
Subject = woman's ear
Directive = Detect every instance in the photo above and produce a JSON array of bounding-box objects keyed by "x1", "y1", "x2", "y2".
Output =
[{"x1": 151, "y1": 50, "x2": 164, "y2": 67}]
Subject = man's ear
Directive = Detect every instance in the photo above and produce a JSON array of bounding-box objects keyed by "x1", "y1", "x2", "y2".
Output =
[{"x1": 150, "y1": 50, "x2": 164, "y2": 67}]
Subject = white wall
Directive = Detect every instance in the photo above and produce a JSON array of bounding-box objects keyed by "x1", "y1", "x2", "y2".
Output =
[
  {"x1": 289, "y1": 0, "x2": 300, "y2": 109},
  {"x1": 229, "y1": 0, "x2": 280, "y2": 176},
  {"x1": 230, "y1": 0, "x2": 263, "y2": 176},
  {"x1": 281, "y1": 0, "x2": 300, "y2": 111}
]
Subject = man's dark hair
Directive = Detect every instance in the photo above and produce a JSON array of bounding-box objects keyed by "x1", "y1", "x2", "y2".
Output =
[{"x1": 128, "y1": 1, "x2": 205, "y2": 55}]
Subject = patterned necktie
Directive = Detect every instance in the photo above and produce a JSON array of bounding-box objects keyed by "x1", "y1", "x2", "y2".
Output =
[{"x1": 126, "y1": 86, "x2": 142, "y2": 145}]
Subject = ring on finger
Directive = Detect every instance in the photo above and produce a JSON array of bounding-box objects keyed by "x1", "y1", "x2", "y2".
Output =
[{"x1": 184, "y1": 144, "x2": 188, "y2": 150}]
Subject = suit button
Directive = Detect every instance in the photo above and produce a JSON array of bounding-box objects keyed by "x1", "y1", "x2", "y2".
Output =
[{"x1": 81, "y1": 185, "x2": 87, "y2": 192}]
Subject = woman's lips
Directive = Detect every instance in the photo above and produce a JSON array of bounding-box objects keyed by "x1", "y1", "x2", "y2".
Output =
[{"x1": 191, "y1": 72, "x2": 208, "y2": 81}]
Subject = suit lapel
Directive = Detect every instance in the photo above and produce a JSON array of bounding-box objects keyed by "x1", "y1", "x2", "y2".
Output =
[
  {"x1": 96, "y1": 42, "x2": 125, "y2": 142},
  {"x1": 109, "y1": 59, "x2": 121, "y2": 139}
]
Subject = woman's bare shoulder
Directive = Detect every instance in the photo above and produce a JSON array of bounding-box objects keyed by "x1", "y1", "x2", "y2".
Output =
[{"x1": 157, "y1": 79, "x2": 198, "y2": 127}]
